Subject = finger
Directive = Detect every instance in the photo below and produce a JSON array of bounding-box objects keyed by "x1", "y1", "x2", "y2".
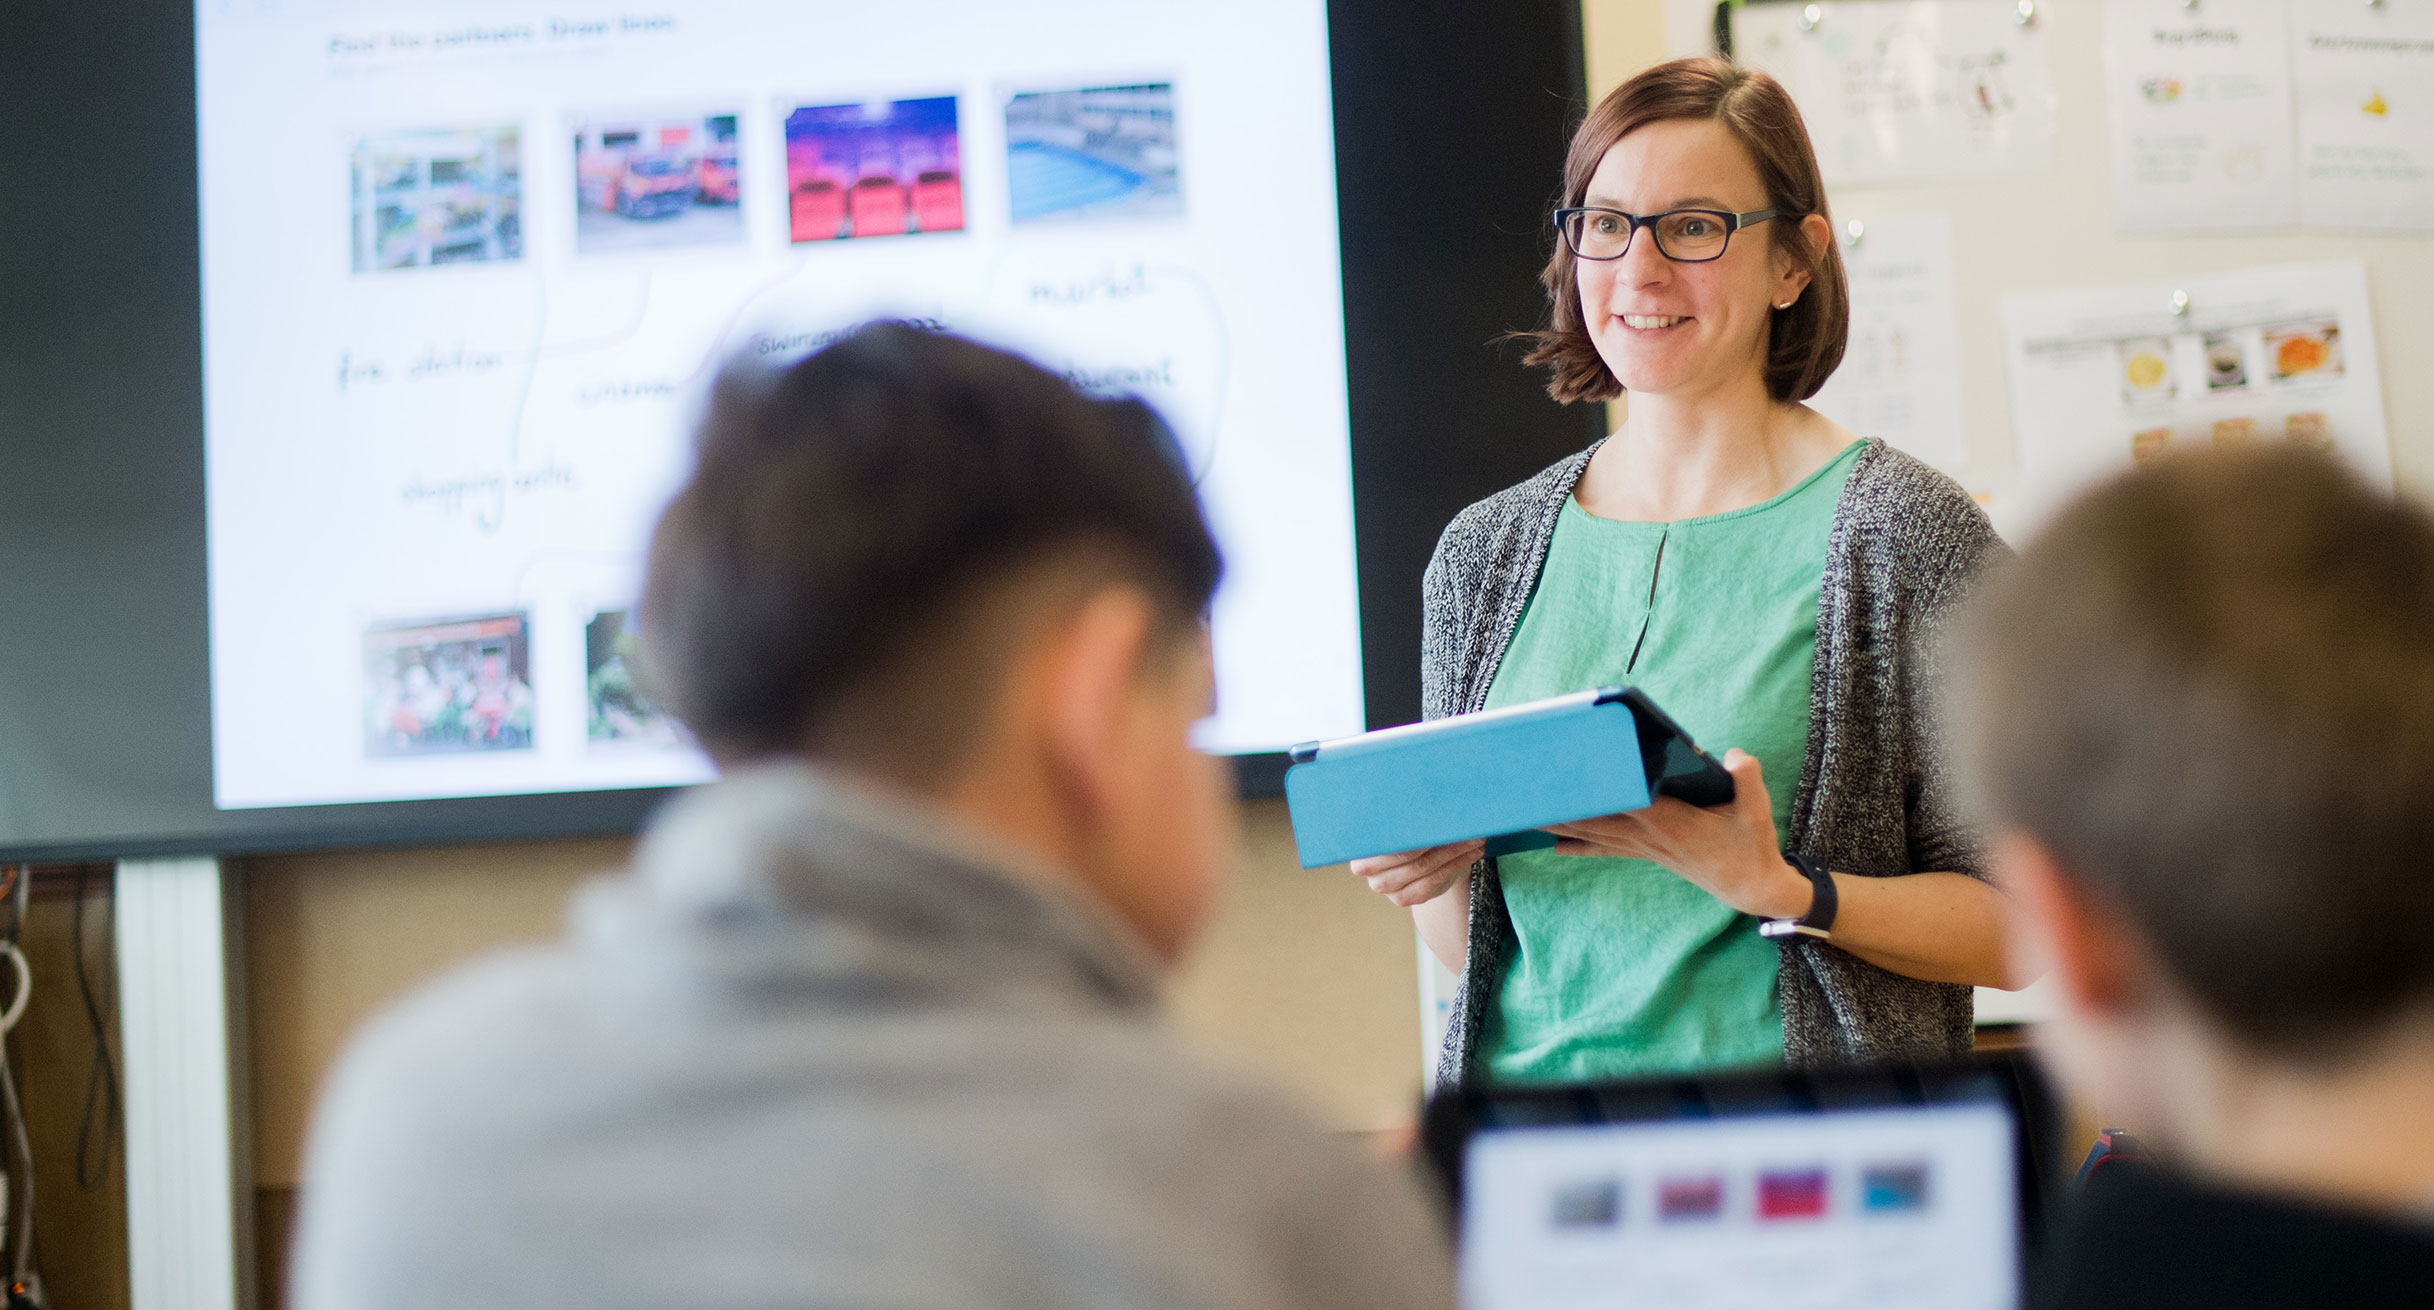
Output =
[
  {"x1": 1368, "y1": 841, "x2": 1479, "y2": 897},
  {"x1": 1548, "y1": 813, "x2": 1642, "y2": 841},
  {"x1": 1390, "y1": 853, "x2": 1473, "y2": 906},
  {"x1": 1723, "y1": 749, "x2": 1770, "y2": 823}
]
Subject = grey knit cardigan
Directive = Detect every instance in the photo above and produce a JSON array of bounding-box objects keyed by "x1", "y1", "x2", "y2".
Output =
[{"x1": 1423, "y1": 437, "x2": 2006, "y2": 1086}]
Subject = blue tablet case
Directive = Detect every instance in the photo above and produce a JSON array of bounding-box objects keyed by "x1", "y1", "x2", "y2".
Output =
[{"x1": 1281, "y1": 688, "x2": 1653, "y2": 869}]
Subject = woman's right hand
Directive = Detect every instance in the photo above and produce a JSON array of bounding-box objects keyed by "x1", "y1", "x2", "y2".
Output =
[{"x1": 1350, "y1": 839, "x2": 1486, "y2": 908}]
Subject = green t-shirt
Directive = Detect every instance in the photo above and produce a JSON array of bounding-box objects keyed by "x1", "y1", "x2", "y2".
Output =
[{"x1": 1481, "y1": 440, "x2": 1864, "y2": 1083}]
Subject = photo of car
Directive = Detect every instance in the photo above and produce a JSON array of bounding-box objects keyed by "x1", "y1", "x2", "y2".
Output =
[
  {"x1": 697, "y1": 143, "x2": 739, "y2": 205},
  {"x1": 583, "y1": 148, "x2": 697, "y2": 219},
  {"x1": 572, "y1": 112, "x2": 743, "y2": 253}
]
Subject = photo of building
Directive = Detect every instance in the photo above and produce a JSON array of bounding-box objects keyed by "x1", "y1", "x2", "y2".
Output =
[{"x1": 349, "y1": 125, "x2": 523, "y2": 272}]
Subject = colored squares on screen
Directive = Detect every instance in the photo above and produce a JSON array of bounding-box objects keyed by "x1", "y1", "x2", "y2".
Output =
[
  {"x1": 1755, "y1": 1169, "x2": 1828, "y2": 1220},
  {"x1": 1862, "y1": 1164, "x2": 1931, "y2": 1214},
  {"x1": 1548, "y1": 1179, "x2": 1621, "y2": 1230},
  {"x1": 1655, "y1": 1175, "x2": 1723, "y2": 1221}
]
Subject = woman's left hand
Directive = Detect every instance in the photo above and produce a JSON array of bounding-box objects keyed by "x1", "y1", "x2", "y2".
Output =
[{"x1": 1546, "y1": 749, "x2": 1814, "y2": 921}]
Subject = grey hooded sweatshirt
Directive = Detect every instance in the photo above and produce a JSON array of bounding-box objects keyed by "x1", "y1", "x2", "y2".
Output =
[{"x1": 289, "y1": 764, "x2": 1455, "y2": 1310}]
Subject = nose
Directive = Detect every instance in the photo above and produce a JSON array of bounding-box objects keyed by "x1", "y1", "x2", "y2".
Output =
[{"x1": 1615, "y1": 222, "x2": 1672, "y2": 286}]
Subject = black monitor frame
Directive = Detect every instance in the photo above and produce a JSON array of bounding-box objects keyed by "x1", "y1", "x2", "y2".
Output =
[{"x1": 0, "y1": 0, "x2": 1602, "y2": 861}]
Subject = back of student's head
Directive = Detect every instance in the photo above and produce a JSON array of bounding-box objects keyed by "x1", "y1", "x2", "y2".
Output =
[
  {"x1": 1954, "y1": 447, "x2": 2434, "y2": 1056},
  {"x1": 638, "y1": 322, "x2": 1223, "y2": 784}
]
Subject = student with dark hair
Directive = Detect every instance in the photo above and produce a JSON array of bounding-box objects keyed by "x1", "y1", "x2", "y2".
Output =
[
  {"x1": 1355, "y1": 56, "x2": 2019, "y2": 1087},
  {"x1": 1951, "y1": 447, "x2": 2434, "y2": 1307},
  {"x1": 288, "y1": 324, "x2": 1455, "y2": 1310}
]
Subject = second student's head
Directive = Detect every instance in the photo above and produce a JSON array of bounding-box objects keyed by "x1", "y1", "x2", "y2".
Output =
[
  {"x1": 1954, "y1": 448, "x2": 2434, "y2": 1133},
  {"x1": 636, "y1": 323, "x2": 1229, "y2": 961}
]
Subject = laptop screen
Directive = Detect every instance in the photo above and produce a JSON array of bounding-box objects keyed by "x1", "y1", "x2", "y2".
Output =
[{"x1": 1433, "y1": 1061, "x2": 2042, "y2": 1310}]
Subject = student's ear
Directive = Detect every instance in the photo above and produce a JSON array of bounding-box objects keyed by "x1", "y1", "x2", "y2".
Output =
[
  {"x1": 1995, "y1": 829, "x2": 2145, "y2": 1021},
  {"x1": 1037, "y1": 587, "x2": 1157, "y2": 822}
]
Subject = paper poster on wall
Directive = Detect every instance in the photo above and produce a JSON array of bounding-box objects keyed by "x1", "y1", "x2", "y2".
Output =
[
  {"x1": 1805, "y1": 213, "x2": 1969, "y2": 472},
  {"x1": 2000, "y1": 261, "x2": 2391, "y2": 533},
  {"x1": 1731, "y1": 0, "x2": 2056, "y2": 185},
  {"x1": 2293, "y1": 0, "x2": 2434, "y2": 231},
  {"x1": 2102, "y1": 0, "x2": 2297, "y2": 231}
]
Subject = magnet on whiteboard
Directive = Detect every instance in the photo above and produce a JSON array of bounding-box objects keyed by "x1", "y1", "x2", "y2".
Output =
[
  {"x1": 1844, "y1": 219, "x2": 1865, "y2": 248},
  {"x1": 1800, "y1": 4, "x2": 1823, "y2": 31},
  {"x1": 2014, "y1": 0, "x2": 2036, "y2": 24},
  {"x1": 2170, "y1": 290, "x2": 2192, "y2": 317}
]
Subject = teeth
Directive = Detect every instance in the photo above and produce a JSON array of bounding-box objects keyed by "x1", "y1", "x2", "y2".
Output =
[{"x1": 1623, "y1": 315, "x2": 1683, "y2": 330}]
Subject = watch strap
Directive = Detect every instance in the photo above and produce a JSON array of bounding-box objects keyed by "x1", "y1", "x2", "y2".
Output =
[{"x1": 1759, "y1": 853, "x2": 1836, "y2": 941}]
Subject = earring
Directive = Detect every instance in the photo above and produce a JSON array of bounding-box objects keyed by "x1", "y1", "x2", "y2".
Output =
[{"x1": 1775, "y1": 300, "x2": 1796, "y2": 310}]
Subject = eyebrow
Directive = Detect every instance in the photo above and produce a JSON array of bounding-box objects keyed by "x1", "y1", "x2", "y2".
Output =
[{"x1": 1581, "y1": 195, "x2": 1736, "y2": 211}]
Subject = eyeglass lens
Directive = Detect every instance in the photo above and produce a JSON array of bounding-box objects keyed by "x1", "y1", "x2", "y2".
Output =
[{"x1": 1564, "y1": 210, "x2": 1735, "y2": 262}]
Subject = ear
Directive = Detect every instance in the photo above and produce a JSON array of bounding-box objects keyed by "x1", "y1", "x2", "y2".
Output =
[
  {"x1": 1036, "y1": 588, "x2": 1158, "y2": 825},
  {"x1": 1994, "y1": 828, "x2": 2146, "y2": 1021},
  {"x1": 1775, "y1": 212, "x2": 1831, "y2": 306}
]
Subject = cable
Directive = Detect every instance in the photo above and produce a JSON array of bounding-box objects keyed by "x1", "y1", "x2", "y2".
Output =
[
  {"x1": 70, "y1": 870, "x2": 117, "y2": 1193},
  {"x1": 0, "y1": 867, "x2": 34, "y2": 1304}
]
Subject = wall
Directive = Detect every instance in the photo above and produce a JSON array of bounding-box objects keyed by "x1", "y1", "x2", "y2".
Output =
[
  {"x1": 18, "y1": 877, "x2": 132, "y2": 1310},
  {"x1": 1689, "y1": 1, "x2": 2434, "y2": 502}
]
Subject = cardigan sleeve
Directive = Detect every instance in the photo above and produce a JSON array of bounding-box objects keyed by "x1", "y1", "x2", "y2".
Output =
[
  {"x1": 1418, "y1": 528, "x2": 1467, "y2": 724},
  {"x1": 1902, "y1": 493, "x2": 2011, "y2": 883}
]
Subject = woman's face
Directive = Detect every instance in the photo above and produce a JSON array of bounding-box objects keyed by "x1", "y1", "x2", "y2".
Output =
[{"x1": 1573, "y1": 118, "x2": 1810, "y2": 402}]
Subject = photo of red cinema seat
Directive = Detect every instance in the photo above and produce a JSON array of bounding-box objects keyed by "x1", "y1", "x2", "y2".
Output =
[
  {"x1": 790, "y1": 181, "x2": 844, "y2": 241},
  {"x1": 850, "y1": 176, "x2": 908, "y2": 236},
  {"x1": 912, "y1": 170, "x2": 964, "y2": 232},
  {"x1": 1756, "y1": 1169, "x2": 1829, "y2": 1220},
  {"x1": 784, "y1": 97, "x2": 961, "y2": 244}
]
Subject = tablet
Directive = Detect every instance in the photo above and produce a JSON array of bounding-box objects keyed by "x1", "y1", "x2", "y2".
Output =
[
  {"x1": 1280, "y1": 685, "x2": 1732, "y2": 869},
  {"x1": 1422, "y1": 1056, "x2": 2059, "y2": 1310}
]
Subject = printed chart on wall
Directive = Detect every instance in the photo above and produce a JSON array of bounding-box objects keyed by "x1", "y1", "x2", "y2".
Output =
[
  {"x1": 2102, "y1": 0, "x2": 2298, "y2": 231},
  {"x1": 2103, "y1": 0, "x2": 2434, "y2": 232},
  {"x1": 1731, "y1": 0, "x2": 2056, "y2": 185},
  {"x1": 2000, "y1": 261, "x2": 2392, "y2": 533},
  {"x1": 196, "y1": 0, "x2": 1363, "y2": 808},
  {"x1": 2294, "y1": 0, "x2": 2434, "y2": 231},
  {"x1": 1803, "y1": 212, "x2": 1969, "y2": 473}
]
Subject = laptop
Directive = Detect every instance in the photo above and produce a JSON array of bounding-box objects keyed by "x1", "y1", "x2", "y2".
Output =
[{"x1": 1421, "y1": 1055, "x2": 2058, "y2": 1310}]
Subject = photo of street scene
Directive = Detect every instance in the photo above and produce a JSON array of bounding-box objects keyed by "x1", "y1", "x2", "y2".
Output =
[
  {"x1": 572, "y1": 112, "x2": 743, "y2": 254},
  {"x1": 349, "y1": 126, "x2": 522, "y2": 272},
  {"x1": 785, "y1": 96, "x2": 964, "y2": 241},
  {"x1": 585, "y1": 609, "x2": 682, "y2": 747},
  {"x1": 363, "y1": 613, "x2": 535, "y2": 757},
  {"x1": 1005, "y1": 83, "x2": 1181, "y2": 225}
]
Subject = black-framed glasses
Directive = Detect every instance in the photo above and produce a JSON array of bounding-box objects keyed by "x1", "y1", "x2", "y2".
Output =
[{"x1": 1553, "y1": 206, "x2": 1777, "y2": 263}]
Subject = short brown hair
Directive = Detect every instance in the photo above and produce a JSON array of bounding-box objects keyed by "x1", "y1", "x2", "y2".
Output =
[
  {"x1": 639, "y1": 323, "x2": 1222, "y2": 772},
  {"x1": 1953, "y1": 449, "x2": 2434, "y2": 1053},
  {"x1": 1522, "y1": 57, "x2": 1848, "y2": 405}
]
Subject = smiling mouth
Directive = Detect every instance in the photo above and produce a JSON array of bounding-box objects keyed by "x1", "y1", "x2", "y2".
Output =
[{"x1": 1620, "y1": 314, "x2": 1688, "y2": 331}]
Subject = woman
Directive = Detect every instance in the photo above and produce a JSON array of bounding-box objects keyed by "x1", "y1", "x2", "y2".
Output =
[{"x1": 1355, "y1": 58, "x2": 2018, "y2": 1087}]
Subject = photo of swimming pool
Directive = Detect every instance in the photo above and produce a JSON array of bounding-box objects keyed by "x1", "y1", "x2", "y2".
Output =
[{"x1": 1004, "y1": 83, "x2": 1182, "y2": 226}]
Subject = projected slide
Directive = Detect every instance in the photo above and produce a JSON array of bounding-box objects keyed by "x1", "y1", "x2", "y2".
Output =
[{"x1": 196, "y1": 0, "x2": 1360, "y2": 808}]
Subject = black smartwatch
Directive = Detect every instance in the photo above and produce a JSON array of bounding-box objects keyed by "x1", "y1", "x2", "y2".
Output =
[{"x1": 1759, "y1": 853, "x2": 1837, "y2": 941}]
